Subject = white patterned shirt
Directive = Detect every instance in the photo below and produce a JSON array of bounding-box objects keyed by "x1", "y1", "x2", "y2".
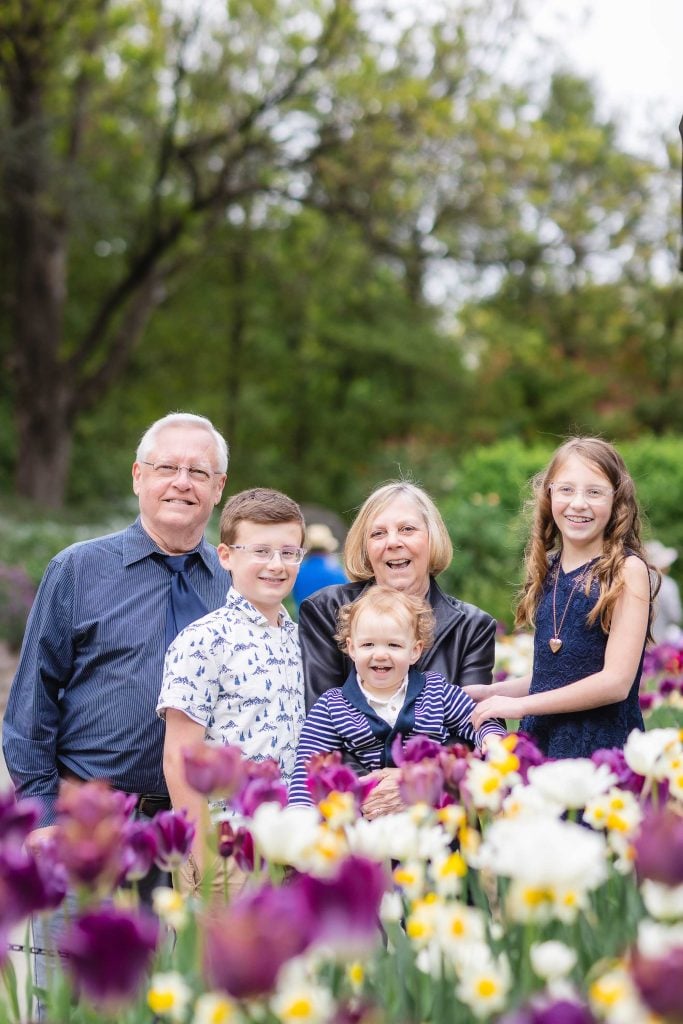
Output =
[{"x1": 157, "y1": 587, "x2": 305, "y2": 784}]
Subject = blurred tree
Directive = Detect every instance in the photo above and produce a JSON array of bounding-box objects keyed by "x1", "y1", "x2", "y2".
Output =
[{"x1": 0, "y1": 0, "x2": 522, "y2": 506}]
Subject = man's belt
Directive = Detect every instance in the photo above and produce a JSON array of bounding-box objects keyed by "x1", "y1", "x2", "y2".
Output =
[{"x1": 57, "y1": 765, "x2": 171, "y2": 817}]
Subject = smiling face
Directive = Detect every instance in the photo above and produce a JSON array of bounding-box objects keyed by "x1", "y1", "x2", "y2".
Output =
[
  {"x1": 346, "y1": 606, "x2": 423, "y2": 699},
  {"x1": 550, "y1": 453, "x2": 614, "y2": 559},
  {"x1": 132, "y1": 424, "x2": 226, "y2": 554},
  {"x1": 217, "y1": 520, "x2": 303, "y2": 625},
  {"x1": 365, "y1": 494, "x2": 431, "y2": 597}
]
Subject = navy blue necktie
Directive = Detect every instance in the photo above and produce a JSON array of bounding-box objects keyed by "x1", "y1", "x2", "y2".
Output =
[{"x1": 158, "y1": 554, "x2": 208, "y2": 648}]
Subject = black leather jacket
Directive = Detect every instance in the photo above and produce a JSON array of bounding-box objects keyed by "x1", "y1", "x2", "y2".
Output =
[{"x1": 299, "y1": 577, "x2": 497, "y2": 712}]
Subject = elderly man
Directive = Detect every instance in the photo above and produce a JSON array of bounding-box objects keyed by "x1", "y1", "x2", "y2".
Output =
[{"x1": 3, "y1": 412, "x2": 230, "y2": 846}]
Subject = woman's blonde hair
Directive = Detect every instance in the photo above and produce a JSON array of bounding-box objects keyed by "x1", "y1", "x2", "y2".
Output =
[
  {"x1": 515, "y1": 436, "x2": 656, "y2": 635},
  {"x1": 343, "y1": 481, "x2": 453, "y2": 582},
  {"x1": 335, "y1": 585, "x2": 435, "y2": 652}
]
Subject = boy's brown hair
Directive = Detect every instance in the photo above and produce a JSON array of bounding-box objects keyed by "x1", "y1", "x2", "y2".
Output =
[
  {"x1": 335, "y1": 585, "x2": 435, "y2": 652},
  {"x1": 219, "y1": 488, "x2": 305, "y2": 545}
]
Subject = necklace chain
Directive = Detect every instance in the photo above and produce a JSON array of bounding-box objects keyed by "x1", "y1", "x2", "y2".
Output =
[{"x1": 549, "y1": 563, "x2": 589, "y2": 654}]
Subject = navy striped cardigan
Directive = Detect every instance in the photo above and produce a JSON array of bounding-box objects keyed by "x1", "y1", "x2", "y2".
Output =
[{"x1": 288, "y1": 667, "x2": 506, "y2": 805}]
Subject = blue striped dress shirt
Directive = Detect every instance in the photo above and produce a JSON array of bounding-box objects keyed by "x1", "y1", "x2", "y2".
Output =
[
  {"x1": 2, "y1": 518, "x2": 230, "y2": 826},
  {"x1": 288, "y1": 667, "x2": 507, "y2": 805}
]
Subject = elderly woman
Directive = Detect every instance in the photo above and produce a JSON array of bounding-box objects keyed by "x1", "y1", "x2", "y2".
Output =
[{"x1": 298, "y1": 482, "x2": 497, "y2": 815}]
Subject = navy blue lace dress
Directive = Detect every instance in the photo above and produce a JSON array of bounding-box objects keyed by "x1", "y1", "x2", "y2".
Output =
[{"x1": 520, "y1": 556, "x2": 645, "y2": 758}]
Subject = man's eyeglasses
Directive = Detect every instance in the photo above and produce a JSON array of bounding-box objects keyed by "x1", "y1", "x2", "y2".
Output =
[
  {"x1": 140, "y1": 461, "x2": 221, "y2": 483},
  {"x1": 549, "y1": 483, "x2": 614, "y2": 505},
  {"x1": 228, "y1": 544, "x2": 306, "y2": 565}
]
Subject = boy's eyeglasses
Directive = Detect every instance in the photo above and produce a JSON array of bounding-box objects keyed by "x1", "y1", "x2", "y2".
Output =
[
  {"x1": 549, "y1": 483, "x2": 614, "y2": 505},
  {"x1": 228, "y1": 544, "x2": 306, "y2": 565}
]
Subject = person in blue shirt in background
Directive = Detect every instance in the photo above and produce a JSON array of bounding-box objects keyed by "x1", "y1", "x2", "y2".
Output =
[{"x1": 293, "y1": 522, "x2": 347, "y2": 610}]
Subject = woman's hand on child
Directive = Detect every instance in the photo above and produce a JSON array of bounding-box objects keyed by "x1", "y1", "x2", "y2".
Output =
[
  {"x1": 361, "y1": 768, "x2": 405, "y2": 819},
  {"x1": 462, "y1": 684, "x2": 493, "y2": 703}
]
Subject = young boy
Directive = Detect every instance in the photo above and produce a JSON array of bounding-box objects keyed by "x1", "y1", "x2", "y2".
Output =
[
  {"x1": 157, "y1": 487, "x2": 306, "y2": 896},
  {"x1": 288, "y1": 585, "x2": 506, "y2": 806}
]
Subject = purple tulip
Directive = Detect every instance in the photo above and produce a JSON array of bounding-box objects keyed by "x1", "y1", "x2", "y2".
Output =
[
  {"x1": 509, "y1": 732, "x2": 547, "y2": 779},
  {"x1": 658, "y1": 677, "x2": 679, "y2": 697},
  {"x1": 217, "y1": 821, "x2": 255, "y2": 871},
  {"x1": 121, "y1": 819, "x2": 159, "y2": 882},
  {"x1": 152, "y1": 809, "x2": 195, "y2": 871},
  {"x1": 298, "y1": 855, "x2": 386, "y2": 953},
  {"x1": 55, "y1": 780, "x2": 135, "y2": 890},
  {"x1": 0, "y1": 791, "x2": 41, "y2": 847},
  {"x1": 391, "y1": 734, "x2": 443, "y2": 765},
  {"x1": 632, "y1": 946, "x2": 683, "y2": 1019},
  {"x1": 61, "y1": 907, "x2": 159, "y2": 1007},
  {"x1": 233, "y1": 776, "x2": 288, "y2": 816},
  {"x1": 591, "y1": 748, "x2": 644, "y2": 796},
  {"x1": 0, "y1": 845, "x2": 67, "y2": 926},
  {"x1": 633, "y1": 807, "x2": 683, "y2": 886},
  {"x1": 398, "y1": 760, "x2": 445, "y2": 807},
  {"x1": 303, "y1": 752, "x2": 377, "y2": 806},
  {"x1": 497, "y1": 998, "x2": 596, "y2": 1024},
  {"x1": 437, "y1": 747, "x2": 471, "y2": 799},
  {"x1": 638, "y1": 692, "x2": 657, "y2": 710},
  {"x1": 204, "y1": 884, "x2": 314, "y2": 997},
  {"x1": 183, "y1": 742, "x2": 247, "y2": 798}
]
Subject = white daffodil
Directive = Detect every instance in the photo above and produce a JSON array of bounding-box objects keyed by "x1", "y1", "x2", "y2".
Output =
[
  {"x1": 297, "y1": 823, "x2": 349, "y2": 877},
  {"x1": 455, "y1": 951, "x2": 511, "y2": 1019},
  {"x1": 436, "y1": 900, "x2": 487, "y2": 959},
  {"x1": 641, "y1": 878, "x2": 683, "y2": 920},
  {"x1": 588, "y1": 962, "x2": 655, "y2": 1024},
  {"x1": 478, "y1": 816, "x2": 607, "y2": 891},
  {"x1": 662, "y1": 746, "x2": 683, "y2": 800},
  {"x1": 147, "y1": 972, "x2": 193, "y2": 1022},
  {"x1": 152, "y1": 886, "x2": 189, "y2": 930},
  {"x1": 431, "y1": 849, "x2": 468, "y2": 898},
  {"x1": 393, "y1": 860, "x2": 427, "y2": 900},
  {"x1": 405, "y1": 894, "x2": 441, "y2": 948},
  {"x1": 249, "y1": 802, "x2": 323, "y2": 869},
  {"x1": 192, "y1": 992, "x2": 239, "y2": 1024},
  {"x1": 584, "y1": 788, "x2": 642, "y2": 837},
  {"x1": 270, "y1": 961, "x2": 336, "y2": 1024},
  {"x1": 526, "y1": 758, "x2": 616, "y2": 810},
  {"x1": 317, "y1": 790, "x2": 357, "y2": 829},
  {"x1": 379, "y1": 890, "x2": 404, "y2": 923},
  {"x1": 465, "y1": 759, "x2": 508, "y2": 813},
  {"x1": 623, "y1": 727, "x2": 681, "y2": 781},
  {"x1": 530, "y1": 940, "x2": 577, "y2": 980}
]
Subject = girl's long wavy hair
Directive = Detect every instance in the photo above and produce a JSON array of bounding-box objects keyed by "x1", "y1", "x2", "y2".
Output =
[{"x1": 515, "y1": 437, "x2": 658, "y2": 637}]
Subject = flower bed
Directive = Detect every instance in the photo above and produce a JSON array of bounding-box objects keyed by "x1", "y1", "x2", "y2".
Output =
[{"x1": 2, "y1": 728, "x2": 682, "y2": 1024}]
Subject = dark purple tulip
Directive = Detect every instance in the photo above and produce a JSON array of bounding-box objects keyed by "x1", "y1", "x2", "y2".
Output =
[
  {"x1": 217, "y1": 821, "x2": 255, "y2": 871},
  {"x1": 204, "y1": 884, "x2": 314, "y2": 998},
  {"x1": 398, "y1": 760, "x2": 445, "y2": 807},
  {"x1": 658, "y1": 677, "x2": 679, "y2": 697},
  {"x1": 0, "y1": 791, "x2": 41, "y2": 847},
  {"x1": 632, "y1": 947, "x2": 683, "y2": 1019},
  {"x1": 497, "y1": 999, "x2": 597, "y2": 1024},
  {"x1": 437, "y1": 746, "x2": 471, "y2": 798},
  {"x1": 183, "y1": 742, "x2": 247, "y2": 798},
  {"x1": 391, "y1": 734, "x2": 443, "y2": 766},
  {"x1": 298, "y1": 855, "x2": 386, "y2": 952},
  {"x1": 121, "y1": 819, "x2": 159, "y2": 882},
  {"x1": 152, "y1": 809, "x2": 195, "y2": 871},
  {"x1": 303, "y1": 752, "x2": 377, "y2": 806},
  {"x1": 0, "y1": 845, "x2": 67, "y2": 926},
  {"x1": 55, "y1": 779, "x2": 135, "y2": 890},
  {"x1": 510, "y1": 732, "x2": 547, "y2": 780},
  {"x1": 591, "y1": 748, "x2": 644, "y2": 796},
  {"x1": 633, "y1": 807, "x2": 683, "y2": 886},
  {"x1": 62, "y1": 907, "x2": 159, "y2": 1007},
  {"x1": 232, "y1": 777, "x2": 288, "y2": 816},
  {"x1": 639, "y1": 692, "x2": 657, "y2": 711}
]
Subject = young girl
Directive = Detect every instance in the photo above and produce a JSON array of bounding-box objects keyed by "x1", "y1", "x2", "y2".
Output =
[
  {"x1": 468, "y1": 437, "x2": 656, "y2": 758},
  {"x1": 288, "y1": 585, "x2": 506, "y2": 807}
]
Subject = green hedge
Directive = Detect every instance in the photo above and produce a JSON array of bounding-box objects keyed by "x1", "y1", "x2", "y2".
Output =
[{"x1": 437, "y1": 434, "x2": 683, "y2": 626}]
